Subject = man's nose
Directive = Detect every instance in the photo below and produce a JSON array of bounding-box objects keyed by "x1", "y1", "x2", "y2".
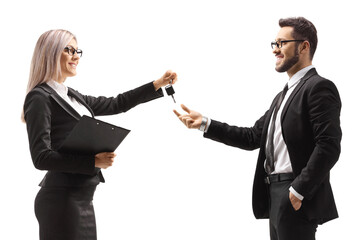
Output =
[{"x1": 272, "y1": 47, "x2": 280, "y2": 55}]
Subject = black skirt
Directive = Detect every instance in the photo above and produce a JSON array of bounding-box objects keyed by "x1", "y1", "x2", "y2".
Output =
[{"x1": 35, "y1": 185, "x2": 97, "y2": 240}]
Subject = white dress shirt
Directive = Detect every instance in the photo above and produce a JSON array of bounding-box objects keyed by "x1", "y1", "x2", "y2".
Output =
[
  {"x1": 266, "y1": 65, "x2": 314, "y2": 175},
  {"x1": 46, "y1": 80, "x2": 92, "y2": 117},
  {"x1": 265, "y1": 65, "x2": 314, "y2": 200}
]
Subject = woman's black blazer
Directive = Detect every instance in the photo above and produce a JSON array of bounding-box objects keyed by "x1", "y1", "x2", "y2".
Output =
[{"x1": 24, "y1": 82, "x2": 163, "y2": 187}]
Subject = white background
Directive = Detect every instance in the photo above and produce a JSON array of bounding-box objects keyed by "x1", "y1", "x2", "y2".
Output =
[{"x1": 0, "y1": 0, "x2": 359, "y2": 239}]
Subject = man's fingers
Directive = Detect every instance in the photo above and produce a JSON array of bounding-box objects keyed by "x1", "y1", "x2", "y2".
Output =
[
  {"x1": 174, "y1": 106, "x2": 197, "y2": 129},
  {"x1": 173, "y1": 111, "x2": 194, "y2": 128},
  {"x1": 289, "y1": 192, "x2": 302, "y2": 211},
  {"x1": 181, "y1": 104, "x2": 191, "y2": 114},
  {"x1": 173, "y1": 109, "x2": 181, "y2": 117},
  {"x1": 185, "y1": 118, "x2": 194, "y2": 127}
]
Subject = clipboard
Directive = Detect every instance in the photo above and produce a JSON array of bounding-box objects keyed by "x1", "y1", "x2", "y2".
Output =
[{"x1": 58, "y1": 115, "x2": 131, "y2": 155}]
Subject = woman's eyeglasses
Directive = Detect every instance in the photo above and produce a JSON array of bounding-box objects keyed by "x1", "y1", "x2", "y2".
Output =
[{"x1": 64, "y1": 46, "x2": 83, "y2": 57}]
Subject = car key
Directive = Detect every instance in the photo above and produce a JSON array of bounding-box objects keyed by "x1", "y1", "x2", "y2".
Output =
[{"x1": 165, "y1": 80, "x2": 176, "y2": 103}]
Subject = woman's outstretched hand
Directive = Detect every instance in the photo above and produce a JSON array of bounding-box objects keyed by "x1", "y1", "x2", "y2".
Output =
[{"x1": 153, "y1": 70, "x2": 178, "y2": 91}]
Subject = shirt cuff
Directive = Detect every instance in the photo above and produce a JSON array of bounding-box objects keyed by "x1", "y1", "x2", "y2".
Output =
[
  {"x1": 289, "y1": 186, "x2": 304, "y2": 201},
  {"x1": 199, "y1": 116, "x2": 211, "y2": 133}
]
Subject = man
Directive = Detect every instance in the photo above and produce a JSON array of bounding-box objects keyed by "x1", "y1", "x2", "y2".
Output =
[{"x1": 174, "y1": 17, "x2": 341, "y2": 240}]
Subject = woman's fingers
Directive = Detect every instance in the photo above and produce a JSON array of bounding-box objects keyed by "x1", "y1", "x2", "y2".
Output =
[{"x1": 95, "y1": 152, "x2": 116, "y2": 169}]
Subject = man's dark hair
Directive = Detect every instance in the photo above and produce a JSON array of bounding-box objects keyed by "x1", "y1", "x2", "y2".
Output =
[{"x1": 279, "y1": 17, "x2": 318, "y2": 60}]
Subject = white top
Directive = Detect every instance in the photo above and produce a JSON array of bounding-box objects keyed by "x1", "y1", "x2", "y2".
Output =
[
  {"x1": 46, "y1": 80, "x2": 92, "y2": 117},
  {"x1": 265, "y1": 65, "x2": 314, "y2": 200},
  {"x1": 266, "y1": 65, "x2": 314, "y2": 175}
]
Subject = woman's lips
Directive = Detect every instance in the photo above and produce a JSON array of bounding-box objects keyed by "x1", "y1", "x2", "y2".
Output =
[{"x1": 69, "y1": 63, "x2": 77, "y2": 69}]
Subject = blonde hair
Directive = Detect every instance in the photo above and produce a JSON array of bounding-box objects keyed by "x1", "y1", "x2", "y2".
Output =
[{"x1": 21, "y1": 29, "x2": 77, "y2": 122}]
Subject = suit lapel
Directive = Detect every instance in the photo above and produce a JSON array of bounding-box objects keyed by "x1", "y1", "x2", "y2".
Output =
[
  {"x1": 280, "y1": 68, "x2": 318, "y2": 121},
  {"x1": 38, "y1": 83, "x2": 82, "y2": 120},
  {"x1": 68, "y1": 88, "x2": 95, "y2": 117}
]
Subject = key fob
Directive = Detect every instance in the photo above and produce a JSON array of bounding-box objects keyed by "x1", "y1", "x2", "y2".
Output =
[{"x1": 165, "y1": 85, "x2": 175, "y2": 95}]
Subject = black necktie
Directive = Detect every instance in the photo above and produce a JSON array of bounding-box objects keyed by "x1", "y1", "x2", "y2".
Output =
[{"x1": 265, "y1": 84, "x2": 289, "y2": 174}]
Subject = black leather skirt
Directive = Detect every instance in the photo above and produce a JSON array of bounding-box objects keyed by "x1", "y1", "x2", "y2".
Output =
[{"x1": 35, "y1": 185, "x2": 97, "y2": 240}]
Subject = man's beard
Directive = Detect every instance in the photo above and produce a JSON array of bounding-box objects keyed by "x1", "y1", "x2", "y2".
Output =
[{"x1": 275, "y1": 49, "x2": 300, "y2": 73}]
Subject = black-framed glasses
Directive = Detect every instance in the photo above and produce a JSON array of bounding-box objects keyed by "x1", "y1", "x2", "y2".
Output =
[
  {"x1": 271, "y1": 40, "x2": 305, "y2": 49},
  {"x1": 64, "y1": 46, "x2": 83, "y2": 57}
]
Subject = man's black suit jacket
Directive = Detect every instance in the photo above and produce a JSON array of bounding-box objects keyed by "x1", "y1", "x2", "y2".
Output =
[
  {"x1": 204, "y1": 68, "x2": 341, "y2": 224},
  {"x1": 24, "y1": 82, "x2": 163, "y2": 187}
]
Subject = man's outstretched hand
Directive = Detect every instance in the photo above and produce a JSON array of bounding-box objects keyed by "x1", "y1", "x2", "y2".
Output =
[{"x1": 173, "y1": 104, "x2": 203, "y2": 129}]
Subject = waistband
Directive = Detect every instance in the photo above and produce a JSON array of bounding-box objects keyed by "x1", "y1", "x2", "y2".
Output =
[{"x1": 265, "y1": 173, "x2": 295, "y2": 184}]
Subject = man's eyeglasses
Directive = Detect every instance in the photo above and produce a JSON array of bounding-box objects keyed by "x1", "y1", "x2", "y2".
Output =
[
  {"x1": 64, "y1": 46, "x2": 83, "y2": 57},
  {"x1": 271, "y1": 40, "x2": 305, "y2": 49}
]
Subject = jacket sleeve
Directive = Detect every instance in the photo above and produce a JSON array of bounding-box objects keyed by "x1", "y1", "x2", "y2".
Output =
[
  {"x1": 81, "y1": 82, "x2": 164, "y2": 116},
  {"x1": 291, "y1": 79, "x2": 342, "y2": 200},
  {"x1": 203, "y1": 110, "x2": 269, "y2": 151},
  {"x1": 24, "y1": 89, "x2": 96, "y2": 175}
]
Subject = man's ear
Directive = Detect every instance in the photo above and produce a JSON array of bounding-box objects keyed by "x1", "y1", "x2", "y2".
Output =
[{"x1": 300, "y1": 41, "x2": 310, "y2": 54}]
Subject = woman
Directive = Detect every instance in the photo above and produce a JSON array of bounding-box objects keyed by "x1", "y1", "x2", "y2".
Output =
[{"x1": 22, "y1": 29, "x2": 177, "y2": 240}]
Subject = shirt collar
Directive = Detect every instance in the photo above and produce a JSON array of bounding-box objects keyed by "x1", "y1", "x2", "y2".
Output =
[
  {"x1": 288, "y1": 65, "x2": 314, "y2": 89},
  {"x1": 46, "y1": 80, "x2": 68, "y2": 97}
]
